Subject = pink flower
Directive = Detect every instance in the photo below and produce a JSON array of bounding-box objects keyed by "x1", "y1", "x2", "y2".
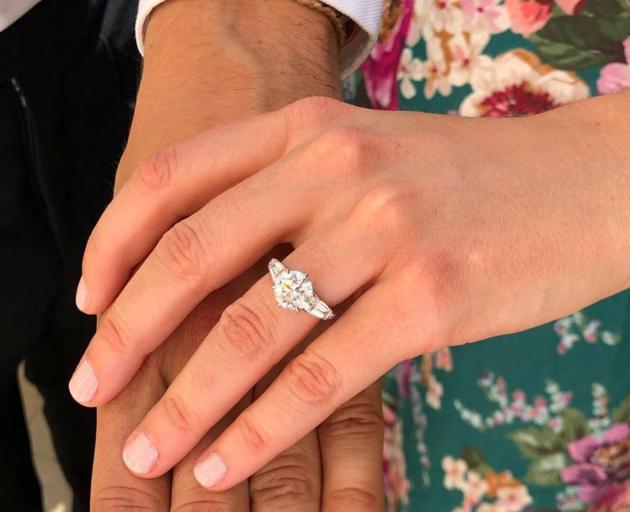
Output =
[
  {"x1": 590, "y1": 482, "x2": 630, "y2": 511},
  {"x1": 598, "y1": 38, "x2": 630, "y2": 95},
  {"x1": 512, "y1": 390, "x2": 526, "y2": 402},
  {"x1": 505, "y1": 0, "x2": 554, "y2": 36},
  {"x1": 361, "y1": 0, "x2": 414, "y2": 110},
  {"x1": 555, "y1": 0, "x2": 587, "y2": 14},
  {"x1": 434, "y1": 347, "x2": 453, "y2": 371},
  {"x1": 562, "y1": 423, "x2": 630, "y2": 503},
  {"x1": 534, "y1": 396, "x2": 548, "y2": 409},
  {"x1": 610, "y1": 483, "x2": 630, "y2": 511},
  {"x1": 383, "y1": 403, "x2": 411, "y2": 509},
  {"x1": 506, "y1": 0, "x2": 587, "y2": 36}
]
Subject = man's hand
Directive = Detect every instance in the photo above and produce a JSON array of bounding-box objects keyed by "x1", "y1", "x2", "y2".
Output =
[
  {"x1": 73, "y1": 0, "x2": 340, "y2": 317},
  {"x1": 91, "y1": 263, "x2": 385, "y2": 511}
]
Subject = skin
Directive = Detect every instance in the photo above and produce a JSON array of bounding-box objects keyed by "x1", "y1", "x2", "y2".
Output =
[
  {"x1": 81, "y1": 87, "x2": 630, "y2": 490},
  {"x1": 77, "y1": 0, "x2": 630, "y2": 497},
  {"x1": 92, "y1": 267, "x2": 385, "y2": 511},
  {"x1": 89, "y1": 1, "x2": 384, "y2": 510}
]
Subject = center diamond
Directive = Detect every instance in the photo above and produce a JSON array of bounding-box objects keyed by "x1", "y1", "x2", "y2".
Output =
[{"x1": 273, "y1": 269, "x2": 315, "y2": 311}]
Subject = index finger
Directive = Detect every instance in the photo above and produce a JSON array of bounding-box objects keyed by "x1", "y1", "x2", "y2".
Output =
[{"x1": 78, "y1": 110, "x2": 287, "y2": 315}]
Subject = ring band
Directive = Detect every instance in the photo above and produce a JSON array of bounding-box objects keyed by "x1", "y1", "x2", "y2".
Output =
[{"x1": 268, "y1": 258, "x2": 335, "y2": 320}]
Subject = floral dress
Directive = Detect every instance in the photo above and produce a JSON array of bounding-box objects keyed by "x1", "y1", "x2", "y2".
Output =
[{"x1": 344, "y1": 1, "x2": 630, "y2": 510}]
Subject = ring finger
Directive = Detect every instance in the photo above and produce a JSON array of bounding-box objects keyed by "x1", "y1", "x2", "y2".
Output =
[{"x1": 121, "y1": 211, "x2": 390, "y2": 478}]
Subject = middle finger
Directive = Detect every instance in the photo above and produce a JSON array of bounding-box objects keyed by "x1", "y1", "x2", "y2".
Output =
[
  {"x1": 71, "y1": 153, "x2": 315, "y2": 408},
  {"x1": 170, "y1": 395, "x2": 251, "y2": 512},
  {"x1": 121, "y1": 214, "x2": 388, "y2": 478}
]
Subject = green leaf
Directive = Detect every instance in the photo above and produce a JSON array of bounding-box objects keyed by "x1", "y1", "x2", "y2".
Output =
[
  {"x1": 524, "y1": 452, "x2": 566, "y2": 486},
  {"x1": 612, "y1": 397, "x2": 630, "y2": 423},
  {"x1": 558, "y1": 409, "x2": 589, "y2": 444},
  {"x1": 585, "y1": 0, "x2": 630, "y2": 17},
  {"x1": 597, "y1": 14, "x2": 630, "y2": 42},
  {"x1": 530, "y1": 15, "x2": 626, "y2": 69},
  {"x1": 460, "y1": 446, "x2": 489, "y2": 473},
  {"x1": 508, "y1": 427, "x2": 564, "y2": 460}
]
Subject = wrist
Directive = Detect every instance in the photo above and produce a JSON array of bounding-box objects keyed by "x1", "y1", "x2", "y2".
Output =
[
  {"x1": 528, "y1": 96, "x2": 630, "y2": 293},
  {"x1": 143, "y1": 0, "x2": 341, "y2": 107},
  {"x1": 118, "y1": 0, "x2": 340, "y2": 189}
]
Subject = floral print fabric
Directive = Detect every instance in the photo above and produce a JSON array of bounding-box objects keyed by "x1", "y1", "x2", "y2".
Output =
[{"x1": 344, "y1": 1, "x2": 630, "y2": 510}]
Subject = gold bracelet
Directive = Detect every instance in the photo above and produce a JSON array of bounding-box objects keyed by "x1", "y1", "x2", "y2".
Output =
[{"x1": 293, "y1": 0, "x2": 352, "y2": 46}]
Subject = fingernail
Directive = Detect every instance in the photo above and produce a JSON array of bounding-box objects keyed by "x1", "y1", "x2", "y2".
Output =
[
  {"x1": 194, "y1": 452, "x2": 227, "y2": 488},
  {"x1": 68, "y1": 359, "x2": 98, "y2": 403},
  {"x1": 75, "y1": 276, "x2": 89, "y2": 312},
  {"x1": 123, "y1": 433, "x2": 159, "y2": 475}
]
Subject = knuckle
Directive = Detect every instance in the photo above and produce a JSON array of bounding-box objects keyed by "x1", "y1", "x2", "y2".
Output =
[
  {"x1": 91, "y1": 485, "x2": 166, "y2": 512},
  {"x1": 160, "y1": 392, "x2": 199, "y2": 432},
  {"x1": 286, "y1": 96, "x2": 343, "y2": 129},
  {"x1": 155, "y1": 220, "x2": 207, "y2": 281},
  {"x1": 285, "y1": 350, "x2": 340, "y2": 407},
  {"x1": 218, "y1": 296, "x2": 277, "y2": 360},
  {"x1": 98, "y1": 313, "x2": 131, "y2": 354},
  {"x1": 320, "y1": 400, "x2": 383, "y2": 440},
  {"x1": 236, "y1": 413, "x2": 269, "y2": 454},
  {"x1": 250, "y1": 452, "x2": 317, "y2": 508},
  {"x1": 326, "y1": 486, "x2": 383, "y2": 511},
  {"x1": 136, "y1": 145, "x2": 178, "y2": 191},
  {"x1": 418, "y1": 253, "x2": 465, "y2": 310},
  {"x1": 353, "y1": 183, "x2": 415, "y2": 232},
  {"x1": 172, "y1": 498, "x2": 235, "y2": 512},
  {"x1": 308, "y1": 127, "x2": 370, "y2": 181}
]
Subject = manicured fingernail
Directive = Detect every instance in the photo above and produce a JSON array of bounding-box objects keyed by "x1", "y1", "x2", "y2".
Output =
[
  {"x1": 68, "y1": 359, "x2": 98, "y2": 403},
  {"x1": 123, "y1": 433, "x2": 159, "y2": 475},
  {"x1": 194, "y1": 452, "x2": 227, "y2": 488},
  {"x1": 75, "y1": 276, "x2": 89, "y2": 312}
]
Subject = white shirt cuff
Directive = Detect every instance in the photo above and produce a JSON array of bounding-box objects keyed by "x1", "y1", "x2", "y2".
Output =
[{"x1": 136, "y1": 0, "x2": 383, "y2": 78}]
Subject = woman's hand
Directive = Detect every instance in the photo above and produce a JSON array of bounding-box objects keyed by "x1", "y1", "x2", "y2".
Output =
[
  {"x1": 75, "y1": 93, "x2": 630, "y2": 489},
  {"x1": 91, "y1": 262, "x2": 385, "y2": 511}
]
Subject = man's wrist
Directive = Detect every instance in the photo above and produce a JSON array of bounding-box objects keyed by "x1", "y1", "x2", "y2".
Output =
[
  {"x1": 143, "y1": 0, "x2": 341, "y2": 107},
  {"x1": 117, "y1": 0, "x2": 340, "y2": 189}
]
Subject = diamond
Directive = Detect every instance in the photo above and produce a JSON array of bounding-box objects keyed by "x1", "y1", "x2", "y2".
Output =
[{"x1": 272, "y1": 269, "x2": 316, "y2": 311}]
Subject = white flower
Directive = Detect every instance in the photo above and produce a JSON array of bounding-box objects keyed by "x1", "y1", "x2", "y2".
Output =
[
  {"x1": 427, "y1": 0, "x2": 465, "y2": 32},
  {"x1": 602, "y1": 331, "x2": 621, "y2": 346},
  {"x1": 407, "y1": 0, "x2": 429, "y2": 46},
  {"x1": 448, "y1": 31, "x2": 492, "y2": 87},
  {"x1": 460, "y1": 50, "x2": 589, "y2": 118},
  {"x1": 477, "y1": 504, "x2": 507, "y2": 512},
  {"x1": 423, "y1": 39, "x2": 452, "y2": 99},
  {"x1": 496, "y1": 485, "x2": 533, "y2": 512},
  {"x1": 398, "y1": 48, "x2": 424, "y2": 99},
  {"x1": 442, "y1": 456, "x2": 468, "y2": 489},
  {"x1": 460, "y1": 0, "x2": 510, "y2": 34},
  {"x1": 461, "y1": 470, "x2": 489, "y2": 503}
]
